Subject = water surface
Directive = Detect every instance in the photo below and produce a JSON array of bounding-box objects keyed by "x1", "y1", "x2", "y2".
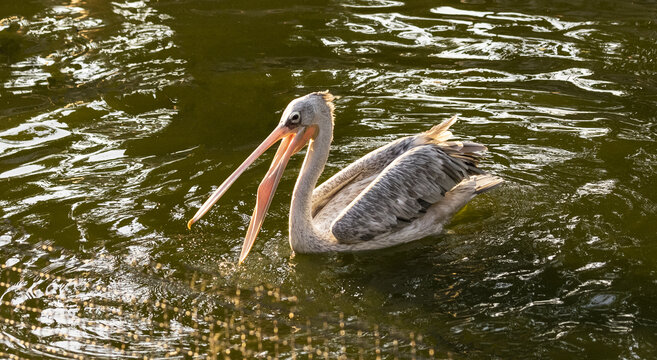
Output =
[{"x1": 1, "y1": 0, "x2": 657, "y2": 358}]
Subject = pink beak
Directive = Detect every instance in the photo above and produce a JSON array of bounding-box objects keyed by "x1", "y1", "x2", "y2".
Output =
[{"x1": 187, "y1": 124, "x2": 315, "y2": 264}]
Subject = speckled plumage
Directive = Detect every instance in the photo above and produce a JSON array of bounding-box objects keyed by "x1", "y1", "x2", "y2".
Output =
[
  {"x1": 188, "y1": 91, "x2": 503, "y2": 260},
  {"x1": 330, "y1": 143, "x2": 480, "y2": 242},
  {"x1": 286, "y1": 93, "x2": 502, "y2": 253}
]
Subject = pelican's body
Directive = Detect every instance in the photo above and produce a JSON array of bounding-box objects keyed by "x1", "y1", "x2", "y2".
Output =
[{"x1": 188, "y1": 92, "x2": 502, "y2": 263}]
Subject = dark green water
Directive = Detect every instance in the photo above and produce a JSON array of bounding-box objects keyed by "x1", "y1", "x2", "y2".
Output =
[{"x1": 2, "y1": 0, "x2": 657, "y2": 358}]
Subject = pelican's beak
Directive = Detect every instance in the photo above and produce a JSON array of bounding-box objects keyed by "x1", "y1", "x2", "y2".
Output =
[{"x1": 187, "y1": 124, "x2": 316, "y2": 264}]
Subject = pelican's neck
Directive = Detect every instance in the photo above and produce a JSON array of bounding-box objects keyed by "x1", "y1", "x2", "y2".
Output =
[{"x1": 289, "y1": 124, "x2": 333, "y2": 252}]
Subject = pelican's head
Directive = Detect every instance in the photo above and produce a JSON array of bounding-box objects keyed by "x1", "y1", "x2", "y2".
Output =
[
  {"x1": 278, "y1": 91, "x2": 335, "y2": 130},
  {"x1": 187, "y1": 91, "x2": 335, "y2": 264}
]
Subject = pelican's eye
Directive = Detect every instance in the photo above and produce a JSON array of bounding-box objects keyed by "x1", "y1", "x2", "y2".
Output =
[{"x1": 288, "y1": 112, "x2": 301, "y2": 124}]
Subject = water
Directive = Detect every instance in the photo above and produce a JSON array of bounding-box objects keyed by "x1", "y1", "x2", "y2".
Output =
[{"x1": 1, "y1": 0, "x2": 656, "y2": 358}]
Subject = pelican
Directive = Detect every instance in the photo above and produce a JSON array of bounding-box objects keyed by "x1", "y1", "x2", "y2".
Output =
[{"x1": 188, "y1": 91, "x2": 502, "y2": 263}]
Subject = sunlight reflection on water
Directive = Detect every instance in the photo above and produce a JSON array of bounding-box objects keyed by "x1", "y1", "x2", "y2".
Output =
[{"x1": 1, "y1": 0, "x2": 656, "y2": 358}]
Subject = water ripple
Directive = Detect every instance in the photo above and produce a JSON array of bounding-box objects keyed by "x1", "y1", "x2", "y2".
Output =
[{"x1": 1, "y1": 0, "x2": 656, "y2": 358}]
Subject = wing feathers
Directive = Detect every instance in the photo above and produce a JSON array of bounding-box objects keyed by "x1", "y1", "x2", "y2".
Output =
[
  {"x1": 320, "y1": 115, "x2": 499, "y2": 244},
  {"x1": 330, "y1": 145, "x2": 478, "y2": 243},
  {"x1": 424, "y1": 115, "x2": 458, "y2": 142}
]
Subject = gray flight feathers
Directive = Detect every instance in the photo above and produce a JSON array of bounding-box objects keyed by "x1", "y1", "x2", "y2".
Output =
[{"x1": 327, "y1": 115, "x2": 502, "y2": 243}]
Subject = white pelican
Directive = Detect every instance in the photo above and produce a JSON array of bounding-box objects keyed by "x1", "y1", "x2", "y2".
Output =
[{"x1": 188, "y1": 91, "x2": 502, "y2": 263}]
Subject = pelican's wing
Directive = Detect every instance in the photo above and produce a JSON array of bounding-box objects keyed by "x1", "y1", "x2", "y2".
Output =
[
  {"x1": 312, "y1": 115, "x2": 461, "y2": 211},
  {"x1": 330, "y1": 144, "x2": 483, "y2": 243},
  {"x1": 311, "y1": 136, "x2": 417, "y2": 216}
]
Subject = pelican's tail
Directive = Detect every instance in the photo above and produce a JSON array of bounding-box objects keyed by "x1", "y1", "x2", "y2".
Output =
[
  {"x1": 473, "y1": 174, "x2": 504, "y2": 194},
  {"x1": 424, "y1": 115, "x2": 459, "y2": 143}
]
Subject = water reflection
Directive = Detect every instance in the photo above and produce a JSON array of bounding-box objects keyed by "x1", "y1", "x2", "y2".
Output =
[
  {"x1": 1, "y1": 0, "x2": 657, "y2": 358},
  {"x1": 1, "y1": 1, "x2": 187, "y2": 355}
]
